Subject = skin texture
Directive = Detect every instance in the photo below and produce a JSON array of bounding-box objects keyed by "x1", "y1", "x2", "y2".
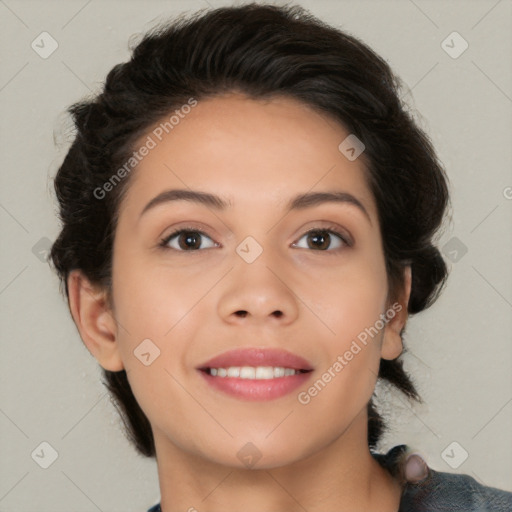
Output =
[{"x1": 68, "y1": 93, "x2": 411, "y2": 511}]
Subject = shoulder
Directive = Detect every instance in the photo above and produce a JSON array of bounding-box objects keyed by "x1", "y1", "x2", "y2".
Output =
[
  {"x1": 400, "y1": 467, "x2": 512, "y2": 511},
  {"x1": 373, "y1": 444, "x2": 512, "y2": 512}
]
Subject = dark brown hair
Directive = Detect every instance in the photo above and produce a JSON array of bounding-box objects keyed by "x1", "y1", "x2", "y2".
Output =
[{"x1": 50, "y1": 3, "x2": 450, "y2": 457}]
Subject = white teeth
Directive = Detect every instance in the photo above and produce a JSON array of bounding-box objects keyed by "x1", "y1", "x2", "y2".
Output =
[
  {"x1": 274, "y1": 367, "x2": 285, "y2": 378},
  {"x1": 207, "y1": 366, "x2": 301, "y2": 379},
  {"x1": 227, "y1": 367, "x2": 240, "y2": 377},
  {"x1": 240, "y1": 366, "x2": 255, "y2": 378},
  {"x1": 255, "y1": 366, "x2": 273, "y2": 379}
]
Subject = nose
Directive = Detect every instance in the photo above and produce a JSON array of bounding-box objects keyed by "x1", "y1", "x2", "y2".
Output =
[{"x1": 217, "y1": 247, "x2": 300, "y2": 327}]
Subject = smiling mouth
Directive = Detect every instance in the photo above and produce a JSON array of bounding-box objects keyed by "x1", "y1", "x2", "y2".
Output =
[
  {"x1": 200, "y1": 366, "x2": 312, "y2": 379},
  {"x1": 196, "y1": 347, "x2": 315, "y2": 400}
]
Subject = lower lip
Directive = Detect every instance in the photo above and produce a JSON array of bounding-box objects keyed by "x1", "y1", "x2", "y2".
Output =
[{"x1": 197, "y1": 370, "x2": 313, "y2": 401}]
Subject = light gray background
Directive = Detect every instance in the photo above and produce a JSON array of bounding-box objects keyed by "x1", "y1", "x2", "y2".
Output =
[{"x1": 1, "y1": 0, "x2": 511, "y2": 510}]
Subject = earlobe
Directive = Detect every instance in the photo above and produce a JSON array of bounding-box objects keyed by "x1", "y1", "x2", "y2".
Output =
[
  {"x1": 67, "y1": 270, "x2": 124, "y2": 372},
  {"x1": 381, "y1": 265, "x2": 412, "y2": 361}
]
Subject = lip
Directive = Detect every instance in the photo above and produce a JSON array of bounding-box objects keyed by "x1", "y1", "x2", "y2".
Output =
[
  {"x1": 197, "y1": 347, "x2": 314, "y2": 371},
  {"x1": 196, "y1": 347, "x2": 314, "y2": 401}
]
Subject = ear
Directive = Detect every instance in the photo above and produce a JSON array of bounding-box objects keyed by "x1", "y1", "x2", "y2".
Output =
[
  {"x1": 381, "y1": 265, "x2": 412, "y2": 360},
  {"x1": 67, "y1": 270, "x2": 124, "y2": 371}
]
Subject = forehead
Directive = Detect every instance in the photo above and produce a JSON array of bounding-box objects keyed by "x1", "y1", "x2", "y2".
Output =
[{"x1": 118, "y1": 93, "x2": 376, "y2": 220}]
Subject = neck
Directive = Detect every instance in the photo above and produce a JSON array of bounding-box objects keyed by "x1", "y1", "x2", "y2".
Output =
[{"x1": 154, "y1": 410, "x2": 403, "y2": 512}]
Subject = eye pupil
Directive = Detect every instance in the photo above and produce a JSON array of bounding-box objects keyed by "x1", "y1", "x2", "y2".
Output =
[
  {"x1": 179, "y1": 231, "x2": 201, "y2": 250},
  {"x1": 308, "y1": 231, "x2": 330, "y2": 250}
]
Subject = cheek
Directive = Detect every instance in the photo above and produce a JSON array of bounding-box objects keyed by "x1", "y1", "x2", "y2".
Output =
[
  {"x1": 302, "y1": 252, "x2": 388, "y2": 417},
  {"x1": 307, "y1": 252, "x2": 388, "y2": 346},
  {"x1": 111, "y1": 252, "x2": 221, "y2": 386},
  {"x1": 112, "y1": 249, "x2": 204, "y2": 335}
]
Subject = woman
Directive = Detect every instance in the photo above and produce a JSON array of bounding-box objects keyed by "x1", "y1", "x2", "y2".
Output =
[{"x1": 49, "y1": 3, "x2": 512, "y2": 511}]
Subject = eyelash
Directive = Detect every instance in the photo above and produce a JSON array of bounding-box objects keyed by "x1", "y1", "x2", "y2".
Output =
[{"x1": 159, "y1": 224, "x2": 352, "y2": 254}]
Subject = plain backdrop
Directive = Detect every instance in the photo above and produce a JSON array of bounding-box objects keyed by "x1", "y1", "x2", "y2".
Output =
[{"x1": 1, "y1": 0, "x2": 511, "y2": 510}]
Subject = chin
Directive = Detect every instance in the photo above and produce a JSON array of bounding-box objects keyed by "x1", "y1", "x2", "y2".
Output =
[{"x1": 198, "y1": 439, "x2": 312, "y2": 471}]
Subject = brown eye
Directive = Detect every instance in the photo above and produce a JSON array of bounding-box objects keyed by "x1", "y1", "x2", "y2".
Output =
[
  {"x1": 161, "y1": 229, "x2": 216, "y2": 251},
  {"x1": 310, "y1": 231, "x2": 332, "y2": 250},
  {"x1": 293, "y1": 229, "x2": 349, "y2": 251}
]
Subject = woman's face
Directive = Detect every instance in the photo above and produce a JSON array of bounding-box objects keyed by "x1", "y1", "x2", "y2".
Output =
[{"x1": 106, "y1": 93, "x2": 407, "y2": 468}]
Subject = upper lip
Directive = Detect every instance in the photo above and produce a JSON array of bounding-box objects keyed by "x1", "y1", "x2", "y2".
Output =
[{"x1": 197, "y1": 347, "x2": 314, "y2": 371}]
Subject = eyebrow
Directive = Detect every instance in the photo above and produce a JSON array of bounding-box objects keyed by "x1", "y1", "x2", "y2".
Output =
[{"x1": 139, "y1": 188, "x2": 371, "y2": 224}]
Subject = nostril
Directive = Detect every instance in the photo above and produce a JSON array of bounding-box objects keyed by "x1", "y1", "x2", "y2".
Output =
[{"x1": 233, "y1": 310, "x2": 283, "y2": 318}]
